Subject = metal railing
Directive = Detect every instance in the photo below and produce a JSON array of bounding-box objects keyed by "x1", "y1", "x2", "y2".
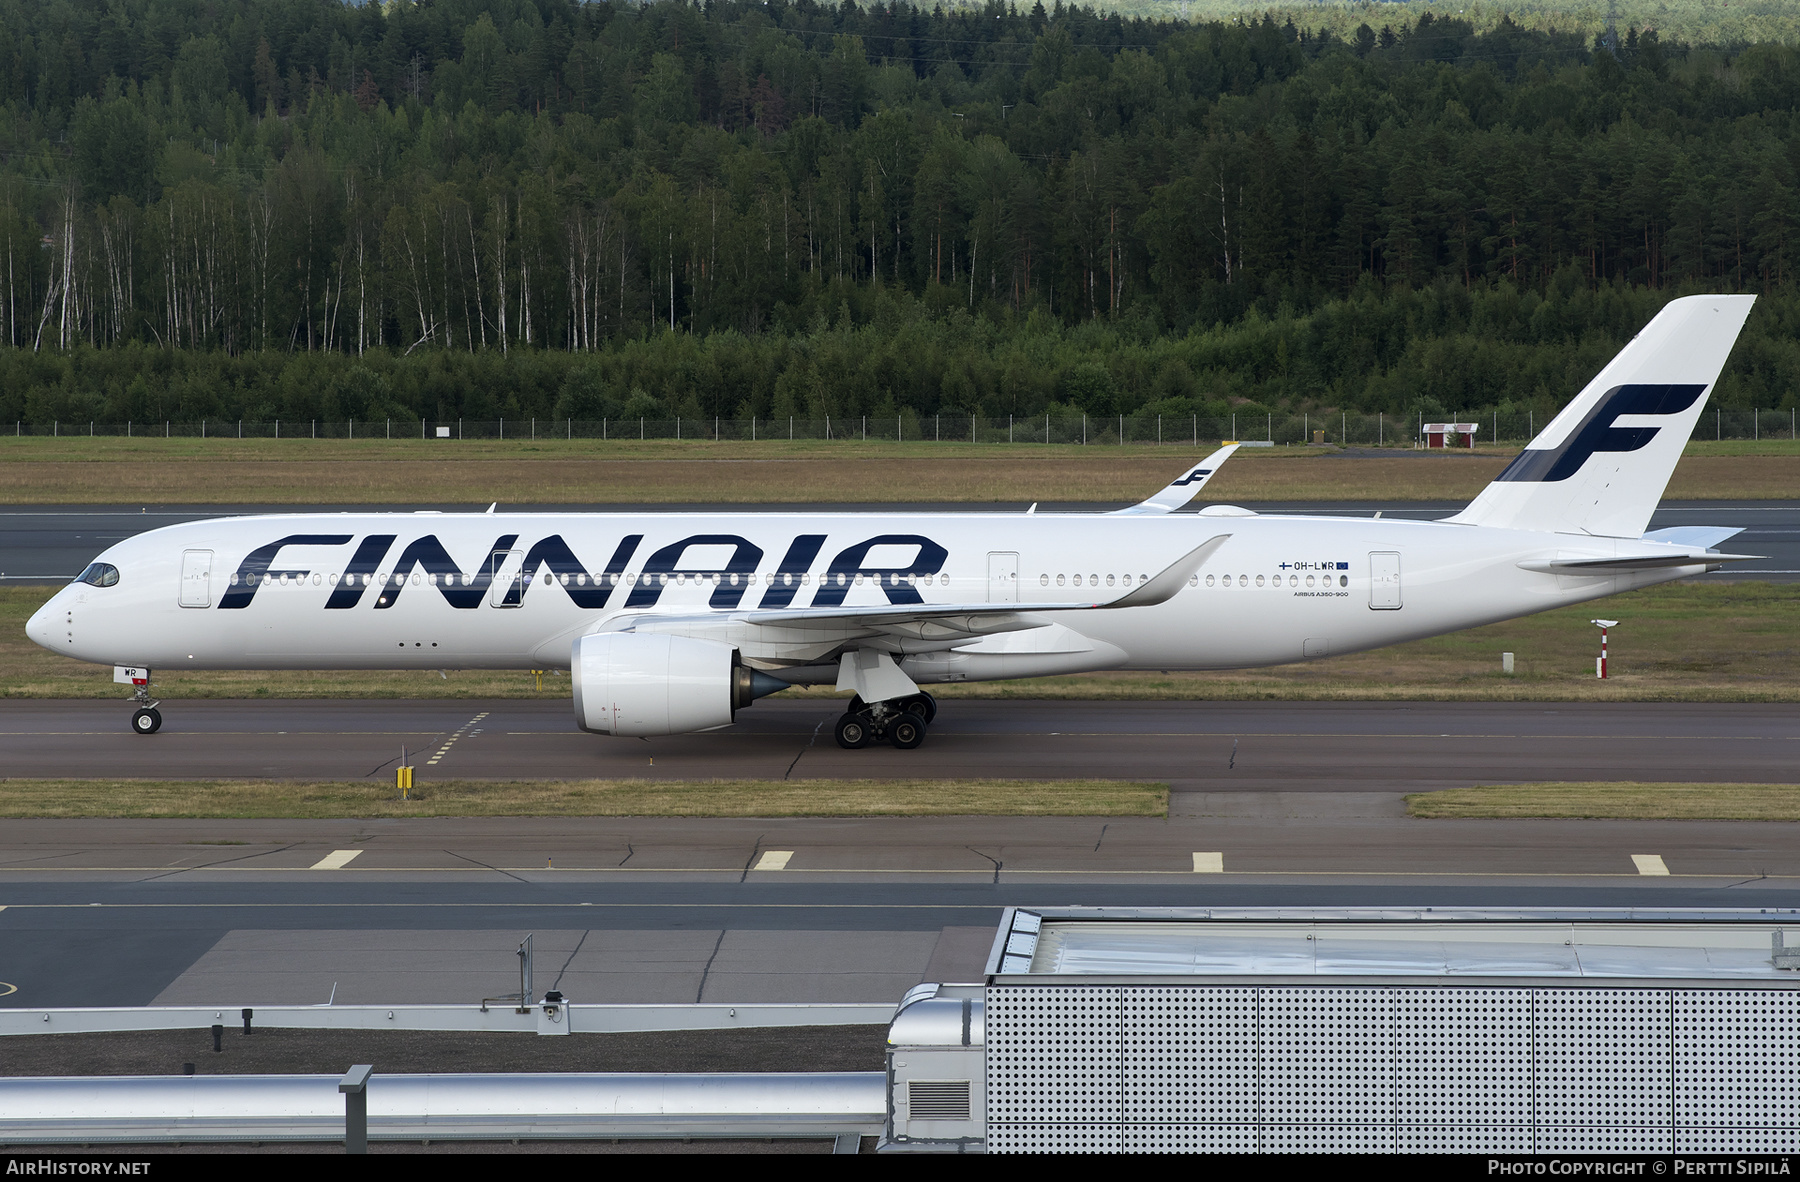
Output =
[{"x1": 0, "y1": 1071, "x2": 884, "y2": 1145}]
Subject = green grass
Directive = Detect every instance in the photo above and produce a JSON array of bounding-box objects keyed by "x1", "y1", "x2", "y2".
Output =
[
  {"x1": 7, "y1": 580, "x2": 1798, "y2": 703},
  {"x1": 1408, "y1": 783, "x2": 1800, "y2": 820},
  {"x1": 1, "y1": 435, "x2": 1794, "y2": 502},
  {"x1": 0, "y1": 777, "x2": 1169, "y2": 819}
]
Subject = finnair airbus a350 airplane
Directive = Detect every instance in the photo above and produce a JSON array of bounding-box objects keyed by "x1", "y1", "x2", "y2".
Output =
[{"x1": 27, "y1": 295, "x2": 1760, "y2": 749}]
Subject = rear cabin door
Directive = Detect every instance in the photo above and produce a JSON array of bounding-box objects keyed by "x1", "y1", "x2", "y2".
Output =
[
  {"x1": 987, "y1": 552, "x2": 1019, "y2": 603},
  {"x1": 179, "y1": 549, "x2": 213, "y2": 608},
  {"x1": 1369, "y1": 552, "x2": 1402, "y2": 610}
]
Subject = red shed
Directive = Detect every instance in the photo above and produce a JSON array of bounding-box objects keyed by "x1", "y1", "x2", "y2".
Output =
[{"x1": 1423, "y1": 422, "x2": 1480, "y2": 448}]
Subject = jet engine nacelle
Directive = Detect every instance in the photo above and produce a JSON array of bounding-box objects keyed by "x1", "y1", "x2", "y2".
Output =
[{"x1": 571, "y1": 632, "x2": 785, "y2": 737}]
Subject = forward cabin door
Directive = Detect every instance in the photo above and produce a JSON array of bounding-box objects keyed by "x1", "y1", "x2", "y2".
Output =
[
  {"x1": 487, "y1": 550, "x2": 525, "y2": 607},
  {"x1": 179, "y1": 550, "x2": 213, "y2": 608},
  {"x1": 988, "y1": 552, "x2": 1019, "y2": 603},
  {"x1": 1369, "y1": 552, "x2": 1402, "y2": 610}
]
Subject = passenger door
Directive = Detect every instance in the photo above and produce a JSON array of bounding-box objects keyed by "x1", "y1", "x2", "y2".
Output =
[
  {"x1": 1368, "y1": 552, "x2": 1402, "y2": 610},
  {"x1": 179, "y1": 549, "x2": 213, "y2": 608},
  {"x1": 987, "y1": 552, "x2": 1018, "y2": 603},
  {"x1": 487, "y1": 550, "x2": 525, "y2": 607}
]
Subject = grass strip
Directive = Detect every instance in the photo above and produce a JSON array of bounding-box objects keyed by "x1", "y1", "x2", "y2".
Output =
[
  {"x1": 0, "y1": 777, "x2": 1168, "y2": 819},
  {"x1": 1407, "y1": 782, "x2": 1800, "y2": 821},
  {"x1": 2, "y1": 437, "x2": 1795, "y2": 502}
]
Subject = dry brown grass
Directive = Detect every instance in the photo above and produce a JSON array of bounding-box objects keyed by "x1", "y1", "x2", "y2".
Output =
[
  {"x1": 6, "y1": 581, "x2": 1796, "y2": 703},
  {"x1": 2, "y1": 436, "x2": 1795, "y2": 503},
  {"x1": 0, "y1": 777, "x2": 1168, "y2": 818},
  {"x1": 1408, "y1": 783, "x2": 1800, "y2": 820}
]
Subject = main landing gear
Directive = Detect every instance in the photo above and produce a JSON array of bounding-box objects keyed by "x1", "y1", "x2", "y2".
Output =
[{"x1": 835, "y1": 692, "x2": 936, "y2": 751}]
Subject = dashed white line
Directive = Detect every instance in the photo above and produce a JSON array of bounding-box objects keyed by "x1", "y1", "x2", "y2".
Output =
[
  {"x1": 753, "y1": 850, "x2": 795, "y2": 871},
  {"x1": 1632, "y1": 853, "x2": 1670, "y2": 876},
  {"x1": 309, "y1": 850, "x2": 363, "y2": 870},
  {"x1": 1192, "y1": 852, "x2": 1224, "y2": 873},
  {"x1": 426, "y1": 711, "x2": 489, "y2": 766}
]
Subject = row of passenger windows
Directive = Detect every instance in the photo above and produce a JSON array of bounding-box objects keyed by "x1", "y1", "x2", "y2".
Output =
[
  {"x1": 228, "y1": 570, "x2": 952, "y2": 588},
  {"x1": 1042, "y1": 573, "x2": 1149, "y2": 588},
  {"x1": 227, "y1": 569, "x2": 1350, "y2": 591},
  {"x1": 1207, "y1": 573, "x2": 1350, "y2": 588}
]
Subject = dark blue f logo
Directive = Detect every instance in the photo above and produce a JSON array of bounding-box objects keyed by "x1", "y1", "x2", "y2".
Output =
[{"x1": 1496, "y1": 384, "x2": 1705, "y2": 484}]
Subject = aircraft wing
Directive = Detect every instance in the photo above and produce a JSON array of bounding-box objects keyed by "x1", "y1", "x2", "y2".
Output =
[
  {"x1": 1109, "y1": 444, "x2": 1241, "y2": 515},
  {"x1": 623, "y1": 535, "x2": 1230, "y2": 646}
]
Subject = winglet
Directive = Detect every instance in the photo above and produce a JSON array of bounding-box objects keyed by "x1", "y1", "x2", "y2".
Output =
[
  {"x1": 1100, "y1": 534, "x2": 1231, "y2": 608},
  {"x1": 1110, "y1": 444, "x2": 1241, "y2": 515}
]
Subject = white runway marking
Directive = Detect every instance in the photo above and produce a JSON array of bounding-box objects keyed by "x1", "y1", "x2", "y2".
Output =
[
  {"x1": 1632, "y1": 853, "x2": 1670, "y2": 876},
  {"x1": 753, "y1": 850, "x2": 794, "y2": 871},
  {"x1": 1192, "y1": 852, "x2": 1224, "y2": 873},
  {"x1": 309, "y1": 850, "x2": 363, "y2": 870}
]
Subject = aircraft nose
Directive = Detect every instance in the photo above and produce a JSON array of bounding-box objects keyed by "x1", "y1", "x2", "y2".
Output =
[{"x1": 25, "y1": 592, "x2": 63, "y2": 652}]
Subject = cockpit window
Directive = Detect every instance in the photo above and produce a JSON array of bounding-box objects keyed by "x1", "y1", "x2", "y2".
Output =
[{"x1": 75, "y1": 562, "x2": 119, "y2": 588}]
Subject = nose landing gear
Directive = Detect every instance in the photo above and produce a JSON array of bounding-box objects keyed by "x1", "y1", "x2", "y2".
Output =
[
  {"x1": 126, "y1": 677, "x2": 162, "y2": 735},
  {"x1": 834, "y1": 692, "x2": 936, "y2": 750}
]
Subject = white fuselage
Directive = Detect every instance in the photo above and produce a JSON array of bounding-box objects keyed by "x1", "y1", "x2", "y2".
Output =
[{"x1": 26, "y1": 510, "x2": 1692, "y2": 681}]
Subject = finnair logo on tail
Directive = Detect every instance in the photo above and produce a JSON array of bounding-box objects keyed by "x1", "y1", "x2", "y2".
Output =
[
  {"x1": 1170, "y1": 467, "x2": 1213, "y2": 486},
  {"x1": 1496, "y1": 383, "x2": 1706, "y2": 484}
]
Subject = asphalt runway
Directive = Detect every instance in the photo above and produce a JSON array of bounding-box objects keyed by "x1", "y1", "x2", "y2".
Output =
[
  {"x1": 2, "y1": 697, "x2": 1797, "y2": 1007},
  {"x1": 3, "y1": 698, "x2": 1796, "y2": 788},
  {"x1": 6, "y1": 500, "x2": 1800, "y2": 582}
]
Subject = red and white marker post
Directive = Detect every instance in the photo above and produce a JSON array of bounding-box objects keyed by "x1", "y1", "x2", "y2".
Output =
[{"x1": 1591, "y1": 619, "x2": 1618, "y2": 679}]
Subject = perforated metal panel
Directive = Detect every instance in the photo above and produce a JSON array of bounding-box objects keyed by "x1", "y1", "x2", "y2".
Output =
[
  {"x1": 1122, "y1": 986, "x2": 1257, "y2": 1124},
  {"x1": 1677, "y1": 1127, "x2": 1800, "y2": 1153},
  {"x1": 1395, "y1": 1126, "x2": 1535, "y2": 1153},
  {"x1": 986, "y1": 986, "x2": 1120, "y2": 1126},
  {"x1": 1395, "y1": 989, "x2": 1533, "y2": 1126},
  {"x1": 1535, "y1": 990, "x2": 1672, "y2": 1130},
  {"x1": 1675, "y1": 991, "x2": 1800, "y2": 1130},
  {"x1": 982, "y1": 983, "x2": 1800, "y2": 1155},
  {"x1": 1536, "y1": 1126, "x2": 1673, "y2": 1153},
  {"x1": 1262, "y1": 1126, "x2": 1393, "y2": 1152},
  {"x1": 1121, "y1": 1125, "x2": 1258, "y2": 1153},
  {"x1": 1262, "y1": 988, "x2": 1393, "y2": 1126},
  {"x1": 987, "y1": 1124, "x2": 1120, "y2": 1153}
]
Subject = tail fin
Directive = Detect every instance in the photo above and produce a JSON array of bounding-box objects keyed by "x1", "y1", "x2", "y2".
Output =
[{"x1": 1448, "y1": 294, "x2": 1755, "y2": 537}]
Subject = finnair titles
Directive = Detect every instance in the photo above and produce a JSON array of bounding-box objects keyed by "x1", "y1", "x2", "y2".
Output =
[{"x1": 28, "y1": 295, "x2": 1760, "y2": 750}]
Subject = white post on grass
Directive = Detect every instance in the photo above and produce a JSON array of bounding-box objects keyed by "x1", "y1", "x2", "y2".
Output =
[{"x1": 1592, "y1": 619, "x2": 1617, "y2": 679}]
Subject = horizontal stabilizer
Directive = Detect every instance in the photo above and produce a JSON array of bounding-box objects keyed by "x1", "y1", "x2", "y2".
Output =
[
  {"x1": 1641, "y1": 526, "x2": 1746, "y2": 549},
  {"x1": 1518, "y1": 552, "x2": 1761, "y2": 574}
]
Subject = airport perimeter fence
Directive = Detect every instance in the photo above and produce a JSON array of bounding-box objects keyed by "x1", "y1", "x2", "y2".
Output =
[{"x1": 9, "y1": 407, "x2": 1798, "y2": 445}]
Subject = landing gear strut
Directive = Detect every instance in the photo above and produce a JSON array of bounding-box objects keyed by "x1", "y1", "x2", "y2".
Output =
[
  {"x1": 835, "y1": 692, "x2": 936, "y2": 750},
  {"x1": 127, "y1": 679, "x2": 162, "y2": 735}
]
